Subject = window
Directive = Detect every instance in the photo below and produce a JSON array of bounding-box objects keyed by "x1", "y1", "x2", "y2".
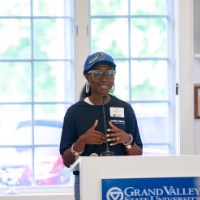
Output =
[
  {"x1": 90, "y1": 0, "x2": 176, "y2": 155},
  {"x1": 0, "y1": 0, "x2": 74, "y2": 189},
  {"x1": 0, "y1": 0, "x2": 176, "y2": 191}
]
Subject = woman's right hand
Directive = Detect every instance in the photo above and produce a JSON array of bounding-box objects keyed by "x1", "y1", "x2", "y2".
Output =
[
  {"x1": 62, "y1": 120, "x2": 106, "y2": 167},
  {"x1": 79, "y1": 120, "x2": 106, "y2": 145}
]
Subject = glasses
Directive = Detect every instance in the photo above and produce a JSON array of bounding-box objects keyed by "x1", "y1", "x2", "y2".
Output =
[{"x1": 88, "y1": 70, "x2": 116, "y2": 80}]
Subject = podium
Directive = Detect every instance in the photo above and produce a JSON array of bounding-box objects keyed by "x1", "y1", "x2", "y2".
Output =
[{"x1": 70, "y1": 155, "x2": 200, "y2": 200}]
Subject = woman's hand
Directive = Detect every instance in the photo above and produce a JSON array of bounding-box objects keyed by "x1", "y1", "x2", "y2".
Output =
[
  {"x1": 107, "y1": 121, "x2": 131, "y2": 146},
  {"x1": 79, "y1": 119, "x2": 107, "y2": 145}
]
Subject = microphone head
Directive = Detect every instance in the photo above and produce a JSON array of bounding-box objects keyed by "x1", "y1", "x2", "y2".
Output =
[{"x1": 90, "y1": 153, "x2": 99, "y2": 157}]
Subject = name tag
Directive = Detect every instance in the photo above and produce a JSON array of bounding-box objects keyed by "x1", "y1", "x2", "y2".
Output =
[{"x1": 110, "y1": 107, "x2": 124, "y2": 118}]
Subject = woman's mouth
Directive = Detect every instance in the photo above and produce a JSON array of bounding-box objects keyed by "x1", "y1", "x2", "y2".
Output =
[{"x1": 99, "y1": 85, "x2": 108, "y2": 90}]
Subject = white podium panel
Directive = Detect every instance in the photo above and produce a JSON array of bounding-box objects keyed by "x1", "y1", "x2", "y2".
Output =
[{"x1": 70, "y1": 155, "x2": 200, "y2": 200}]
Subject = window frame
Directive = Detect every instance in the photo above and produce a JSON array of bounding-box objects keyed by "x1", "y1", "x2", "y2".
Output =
[{"x1": 88, "y1": 0, "x2": 177, "y2": 155}]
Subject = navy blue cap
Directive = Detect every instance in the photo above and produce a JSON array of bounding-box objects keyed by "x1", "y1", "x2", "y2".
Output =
[{"x1": 83, "y1": 52, "x2": 116, "y2": 73}]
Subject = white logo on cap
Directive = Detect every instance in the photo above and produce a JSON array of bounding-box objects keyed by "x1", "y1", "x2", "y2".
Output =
[
  {"x1": 89, "y1": 52, "x2": 106, "y2": 64},
  {"x1": 106, "y1": 187, "x2": 124, "y2": 200}
]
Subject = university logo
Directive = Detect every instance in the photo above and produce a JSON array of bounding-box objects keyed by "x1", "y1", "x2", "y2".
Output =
[{"x1": 106, "y1": 187, "x2": 124, "y2": 200}]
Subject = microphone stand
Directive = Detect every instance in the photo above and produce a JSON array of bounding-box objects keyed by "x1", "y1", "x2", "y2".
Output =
[{"x1": 100, "y1": 96, "x2": 114, "y2": 156}]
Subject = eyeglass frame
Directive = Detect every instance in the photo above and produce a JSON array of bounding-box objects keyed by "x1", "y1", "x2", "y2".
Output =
[{"x1": 87, "y1": 69, "x2": 116, "y2": 80}]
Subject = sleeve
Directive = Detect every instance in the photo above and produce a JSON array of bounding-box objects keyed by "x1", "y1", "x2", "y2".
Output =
[
  {"x1": 59, "y1": 107, "x2": 78, "y2": 155},
  {"x1": 125, "y1": 104, "x2": 143, "y2": 149}
]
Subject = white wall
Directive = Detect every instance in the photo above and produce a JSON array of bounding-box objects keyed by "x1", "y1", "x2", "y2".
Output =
[
  {"x1": 178, "y1": 0, "x2": 200, "y2": 155},
  {"x1": 193, "y1": 58, "x2": 200, "y2": 153},
  {"x1": 193, "y1": 0, "x2": 200, "y2": 153}
]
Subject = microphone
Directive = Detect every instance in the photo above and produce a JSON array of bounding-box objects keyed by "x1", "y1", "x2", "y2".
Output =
[
  {"x1": 90, "y1": 153, "x2": 98, "y2": 157},
  {"x1": 100, "y1": 96, "x2": 114, "y2": 156}
]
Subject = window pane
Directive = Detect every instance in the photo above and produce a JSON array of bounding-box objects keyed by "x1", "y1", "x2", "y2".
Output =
[
  {"x1": 131, "y1": 60, "x2": 168, "y2": 100},
  {"x1": 34, "y1": 147, "x2": 71, "y2": 186},
  {"x1": 0, "y1": 148, "x2": 32, "y2": 186},
  {"x1": 0, "y1": 147, "x2": 71, "y2": 186},
  {"x1": 131, "y1": 18, "x2": 167, "y2": 57},
  {"x1": 34, "y1": 104, "x2": 70, "y2": 119},
  {"x1": 90, "y1": 0, "x2": 128, "y2": 15},
  {"x1": 3, "y1": 119, "x2": 62, "y2": 146},
  {"x1": 133, "y1": 103, "x2": 169, "y2": 143},
  {"x1": 34, "y1": 122, "x2": 62, "y2": 145},
  {"x1": 0, "y1": 63, "x2": 31, "y2": 102},
  {"x1": 0, "y1": 105, "x2": 32, "y2": 146},
  {"x1": 130, "y1": 0, "x2": 167, "y2": 15},
  {"x1": 143, "y1": 145, "x2": 170, "y2": 155},
  {"x1": 0, "y1": 0, "x2": 30, "y2": 16},
  {"x1": 33, "y1": 19, "x2": 70, "y2": 59},
  {"x1": 33, "y1": 0, "x2": 71, "y2": 16},
  {"x1": 34, "y1": 61, "x2": 73, "y2": 102},
  {"x1": 91, "y1": 18, "x2": 129, "y2": 57},
  {"x1": 113, "y1": 60, "x2": 130, "y2": 101},
  {"x1": 0, "y1": 19, "x2": 31, "y2": 59}
]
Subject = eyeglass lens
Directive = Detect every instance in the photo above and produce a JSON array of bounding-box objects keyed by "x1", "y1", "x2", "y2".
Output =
[{"x1": 88, "y1": 70, "x2": 115, "y2": 79}]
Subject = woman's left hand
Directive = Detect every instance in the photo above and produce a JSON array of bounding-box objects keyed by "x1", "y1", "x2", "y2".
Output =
[{"x1": 107, "y1": 121, "x2": 131, "y2": 146}]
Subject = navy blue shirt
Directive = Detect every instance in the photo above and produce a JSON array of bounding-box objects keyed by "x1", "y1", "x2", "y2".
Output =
[{"x1": 59, "y1": 95, "x2": 143, "y2": 156}]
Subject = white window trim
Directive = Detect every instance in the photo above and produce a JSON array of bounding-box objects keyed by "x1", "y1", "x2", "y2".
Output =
[
  {"x1": 74, "y1": 0, "x2": 90, "y2": 101},
  {"x1": 176, "y1": 0, "x2": 195, "y2": 154}
]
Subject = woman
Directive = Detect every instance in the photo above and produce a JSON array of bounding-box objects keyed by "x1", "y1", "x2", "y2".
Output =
[{"x1": 59, "y1": 51, "x2": 143, "y2": 200}]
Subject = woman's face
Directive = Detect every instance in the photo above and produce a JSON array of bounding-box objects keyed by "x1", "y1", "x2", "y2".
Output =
[{"x1": 85, "y1": 63, "x2": 115, "y2": 96}]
